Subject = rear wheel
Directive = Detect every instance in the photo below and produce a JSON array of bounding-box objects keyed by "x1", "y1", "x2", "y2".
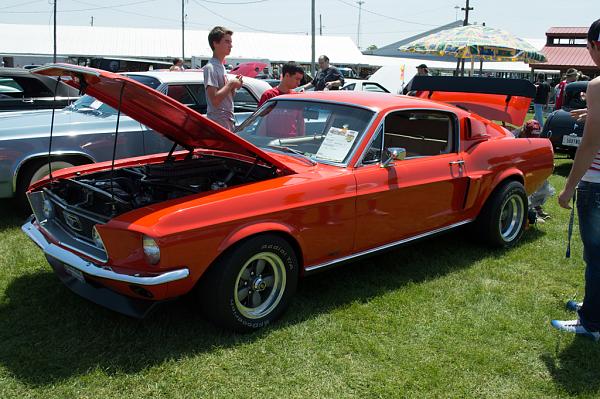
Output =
[
  {"x1": 198, "y1": 234, "x2": 299, "y2": 332},
  {"x1": 475, "y1": 180, "x2": 527, "y2": 248}
]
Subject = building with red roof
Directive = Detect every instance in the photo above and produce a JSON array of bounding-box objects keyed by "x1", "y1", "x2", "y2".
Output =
[{"x1": 530, "y1": 27, "x2": 597, "y2": 78}]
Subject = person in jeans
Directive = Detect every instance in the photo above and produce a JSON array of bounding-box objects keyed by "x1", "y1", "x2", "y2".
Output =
[
  {"x1": 553, "y1": 18, "x2": 600, "y2": 341},
  {"x1": 203, "y1": 26, "x2": 243, "y2": 130},
  {"x1": 533, "y1": 74, "x2": 550, "y2": 125}
]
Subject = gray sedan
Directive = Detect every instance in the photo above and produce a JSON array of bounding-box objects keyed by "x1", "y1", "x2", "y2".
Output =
[{"x1": 0, "y1": 70, "x2": 271, "y2": 204}]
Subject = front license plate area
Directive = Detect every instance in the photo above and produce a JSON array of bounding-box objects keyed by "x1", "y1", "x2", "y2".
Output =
[
  {"x1": 562, "y1": 135, "x2": 582, "y2": 147},
  {"x1": 64, "y1": 264, "x2": 85, "y2": 283}
]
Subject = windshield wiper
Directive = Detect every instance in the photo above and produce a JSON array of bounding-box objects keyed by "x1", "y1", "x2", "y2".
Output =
[
  {"x1": 74, "y1": 106, "x2": 104, "y2": 116},
  {"x1": 267, "y1": 145, "x2": 316, "y2": 165}
]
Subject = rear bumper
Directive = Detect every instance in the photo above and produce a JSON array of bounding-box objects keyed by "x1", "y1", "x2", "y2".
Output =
[{"x1": 22, "y1": 218, "x2": 190, "y2": 318}]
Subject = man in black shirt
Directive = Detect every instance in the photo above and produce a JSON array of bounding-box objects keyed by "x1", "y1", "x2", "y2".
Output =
[
  {"x1": 302, "y1": 55, "x2": 344, "y2": 91},
  {"x1": 533, "y1": 73, "x2": 551, "y2": 125}
]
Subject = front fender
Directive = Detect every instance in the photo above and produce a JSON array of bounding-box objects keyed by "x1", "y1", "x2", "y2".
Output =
[{"x1": 217, "y1": 222, "x2": 303, "y2": 255}]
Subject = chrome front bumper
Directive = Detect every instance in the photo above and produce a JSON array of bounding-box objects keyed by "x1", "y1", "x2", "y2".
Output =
[{"x1": 22, "y1": 219, "x2": 190, "y2": 286}]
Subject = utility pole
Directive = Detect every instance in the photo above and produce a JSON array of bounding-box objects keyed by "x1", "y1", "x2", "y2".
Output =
[
  {"x1": 454, "y1": 5, "x2": 459, "y2": 21},
  {"x1": 182, "y1": 0, "x2": 185, "y2": 62},
  {"x1": 311, "y1": 0, "x2": 315, "y2": 78},
  {"x1": 53, "y1": 0, "x2": 57, "y2": 63},
  {"x1": 90, "y1": 16, "x2": 94, "y2": 27},
  {"x1": 319, "y1": 14, "x2": 322, "y2": 36},
  {"x1": 356, "y1": 0, "x2": 364, "y2": 50},
  {"x1": 459, "y1": 0, "x2": 473, "y2": 75},
  {"x1": 461, "y1": 0, "x2": 472, "y2": 26}
]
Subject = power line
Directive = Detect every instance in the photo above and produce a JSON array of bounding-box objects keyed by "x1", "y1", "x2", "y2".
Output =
[
  {"x1": 333, "y1": 0, "x2": 437, "y2": 27},
  {"x1": 2, "y1": 0, "x2": 159, "y2": 13},
  {"x1": 70, "y1": 0, "x2": 211, "y2": 28},
  {"x1": 194, "y1": 0, "x2": 270, "y2": 4},
  {"x1": 0, "y1": 0, "x2": 45, "y2": 11},
  {"x1": 190, "y1": 0, "x2": 306, "y2": 34}
]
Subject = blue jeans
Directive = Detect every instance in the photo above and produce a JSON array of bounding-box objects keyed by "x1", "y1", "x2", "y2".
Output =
[
  {"x1": 534, "y1": 104, "x2": 544, "y2": 126},
  {"x1": 576, "y1": 181, "x2": 600, "y2": 331}
]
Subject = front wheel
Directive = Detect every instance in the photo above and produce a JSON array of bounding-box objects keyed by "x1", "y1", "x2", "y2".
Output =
[
  {"x1": 197, "y1": 234, "x2": 299, "y2": 332},
  {"x1": 475, "y1": 180, "x2": 527, "y2": 248}
]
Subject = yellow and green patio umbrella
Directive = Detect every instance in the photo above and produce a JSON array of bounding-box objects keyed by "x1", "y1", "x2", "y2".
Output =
[{"x1": 398, "y1": 24, "x2": 546, "y2": 63}]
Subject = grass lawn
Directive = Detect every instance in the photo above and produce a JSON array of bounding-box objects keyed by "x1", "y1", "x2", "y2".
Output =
[{"x1": 1, "y1": 156, "x2": 599, "y2": 398}]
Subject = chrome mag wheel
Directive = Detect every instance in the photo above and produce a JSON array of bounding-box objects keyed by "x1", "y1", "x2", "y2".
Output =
[
  {"x1": 233, "y1": 252, "x2": 287, "y2": 319},
  {"x1": 499, "y1": 193, "x2": 525, "y2": 243}
]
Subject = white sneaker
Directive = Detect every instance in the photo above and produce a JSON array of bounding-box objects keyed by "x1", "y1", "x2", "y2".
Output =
[{"x1": 551, "y1": 319, "x2": 600, "y2": 341}]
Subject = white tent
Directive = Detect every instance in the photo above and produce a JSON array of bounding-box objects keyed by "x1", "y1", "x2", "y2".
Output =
[{"x1": 0, "y1": 23, "x2": 364, "y2": 65}]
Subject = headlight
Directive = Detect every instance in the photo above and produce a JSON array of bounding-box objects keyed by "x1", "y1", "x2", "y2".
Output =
[
  {"x1": 92, "y1": 226, "x2": 105, "y2": 249},
  {"x1": 142, "y1": 235, "x2": 160, "y2": 265},
  {"x1": 42, "y1": 199, "x2": 54, "y2": 220}
]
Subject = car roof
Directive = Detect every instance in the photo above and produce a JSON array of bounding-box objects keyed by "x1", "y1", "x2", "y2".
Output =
[
  {"x1": 124, "y1": 70, "x2": 206, "y2": 83},
  {"x1": 0, "y1": 67, "x2": 44, "y2": 77},
  {"x1": 124, "y1": 71, "x2": 272, "y2": 91},
  {"x1": 272, "y1": 91, "x2": 461, "y2": 114}
]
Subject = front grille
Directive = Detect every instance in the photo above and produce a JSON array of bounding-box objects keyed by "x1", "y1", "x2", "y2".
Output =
[
  {"x1": 54, "y1": 206, "x2": 96, "y2": 243},
  {"x1": 28, "y1": 190, "x2": 108, "y2": 263}
]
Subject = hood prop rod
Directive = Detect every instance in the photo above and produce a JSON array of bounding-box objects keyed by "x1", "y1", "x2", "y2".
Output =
[
  {"x1": 47, "y1": 75, "x2": 63, "y2": 183},
  {"x1": 110, "y1": 82, "x2": 126, "y2": 215}
]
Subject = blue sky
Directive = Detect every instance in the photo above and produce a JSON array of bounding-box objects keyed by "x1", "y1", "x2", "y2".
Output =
[{"x1": 0, "y1": 0, "x2": 597, "y2": 48}]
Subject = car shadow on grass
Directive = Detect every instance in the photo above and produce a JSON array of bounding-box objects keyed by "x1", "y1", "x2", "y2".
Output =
[
  {"x1": 0, "y1": 198, "x2": 29, "y2": 231},
  {"x1": 541, "y1": 337, "x2": 600, "y2": 396},
  {"x1": 0, "y1": 228, "x2": 540, "y2": 386},
  {"x1": 553, "y1": 161, "x2": 573, "y2": 179}
]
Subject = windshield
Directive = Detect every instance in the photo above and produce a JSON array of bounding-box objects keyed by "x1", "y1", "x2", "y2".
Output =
[
  {"x1": 236, "y1": 100, "x2": 375, "y2": 164},
  {"x1": 68, "y1": 94, "x2": 118, "y2": 115},
  {"x1": 67, "y1": 74, "x2": 162, "y2": 116}
]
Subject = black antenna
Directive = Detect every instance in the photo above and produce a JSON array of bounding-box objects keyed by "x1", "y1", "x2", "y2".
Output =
[
  {"x1": 47, "y1": 75, "x2": 62, "y2": 182},
  {"x1": 110, "y1": 83, "x2": 126, "y2": 213}
]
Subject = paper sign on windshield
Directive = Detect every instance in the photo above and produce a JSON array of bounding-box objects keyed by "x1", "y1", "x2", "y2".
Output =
[
  {"x1": 315, "y1": 126, "x2": 358, "y2": 163},
  {"x1": 90, "y1": 99, "x2": 104, "y2": 109}
]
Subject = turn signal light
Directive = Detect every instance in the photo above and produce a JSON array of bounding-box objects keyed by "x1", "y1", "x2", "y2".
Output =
[{"x1": 142, "y1": 235, "x2": 160, "y2": 265}]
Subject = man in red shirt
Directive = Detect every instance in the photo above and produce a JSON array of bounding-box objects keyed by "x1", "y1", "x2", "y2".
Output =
[
  {"x1": 258, "y1": 62, "x2": 305, "y2": 107},
  {"x1": 257, "y1": 63, "x2": 305, "y2": 137},
  {"x1": 554, "y1": 68, "x2": 579, "y2": 110}
]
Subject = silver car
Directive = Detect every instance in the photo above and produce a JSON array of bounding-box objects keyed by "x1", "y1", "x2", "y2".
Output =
[{"x1": 0, "y1": 70, "x2": 271, "y2": 204}]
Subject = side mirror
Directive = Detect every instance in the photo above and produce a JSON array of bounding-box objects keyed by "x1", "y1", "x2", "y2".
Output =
[{"x1": 380, "y1": 147, "x2": 406, "y2": 168}]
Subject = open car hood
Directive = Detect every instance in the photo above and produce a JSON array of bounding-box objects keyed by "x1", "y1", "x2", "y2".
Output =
[
  {"x1": 410, "y1": 76, "x2": 536, "y2": 126},
  {"x1": 33, "y1": 64, "x2": 295, "y2": 174}
]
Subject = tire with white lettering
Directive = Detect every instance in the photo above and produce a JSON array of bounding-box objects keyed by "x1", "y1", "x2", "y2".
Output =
[
  {"x1": 475, "y1": 180, "x2": 527, "y2": 248},
  {"x1": 198, "y1": 234, "x2": 298, "y2": 332}
]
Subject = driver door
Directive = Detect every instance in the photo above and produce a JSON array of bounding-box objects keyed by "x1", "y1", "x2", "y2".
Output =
[{"x1": 353, "y1": 110, "x2": 469, "y2": 252}]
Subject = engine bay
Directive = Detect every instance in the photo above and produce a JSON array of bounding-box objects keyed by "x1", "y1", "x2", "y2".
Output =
[{"x1": 45, "y1": 154, "x2": 277, "y2": 218}]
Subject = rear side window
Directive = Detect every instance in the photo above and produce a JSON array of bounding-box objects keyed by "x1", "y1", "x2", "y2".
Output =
[
  {"x1": 342, "y1": 83, "x2": 356, "y2": 91},
  {"x1": 233, "y1": 87, "x2": 258, "y2": 111},
  {"x1": 167, "y1": 85, "x2": 196, "y2": 107},
  {"x1": 383, "y1": 111, "x2": 455, "y2": 157},
  {"x1": 126, "y1": 75, "x2": 162, "y2": 90},
  {"x1": 0, "y1": 77, "x2": 52, "y2": 98},
  {"x1": 363, "y1": 83, "x2": 388, "y2": 93}
]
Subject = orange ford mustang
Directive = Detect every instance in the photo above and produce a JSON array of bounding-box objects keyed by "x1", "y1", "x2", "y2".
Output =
[{"x1": 22, "y1": 65, "x2": 553, "y2": 331}]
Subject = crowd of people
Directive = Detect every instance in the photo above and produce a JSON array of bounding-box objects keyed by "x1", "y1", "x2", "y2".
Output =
[{"x1": 532, "y1": 67, "x2": 591, "y2": 125}]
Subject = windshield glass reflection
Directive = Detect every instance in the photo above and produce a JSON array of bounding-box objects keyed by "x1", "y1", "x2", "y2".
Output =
[{"x1": 236, "y1": 100, "x2": 374, "y2": 164}]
